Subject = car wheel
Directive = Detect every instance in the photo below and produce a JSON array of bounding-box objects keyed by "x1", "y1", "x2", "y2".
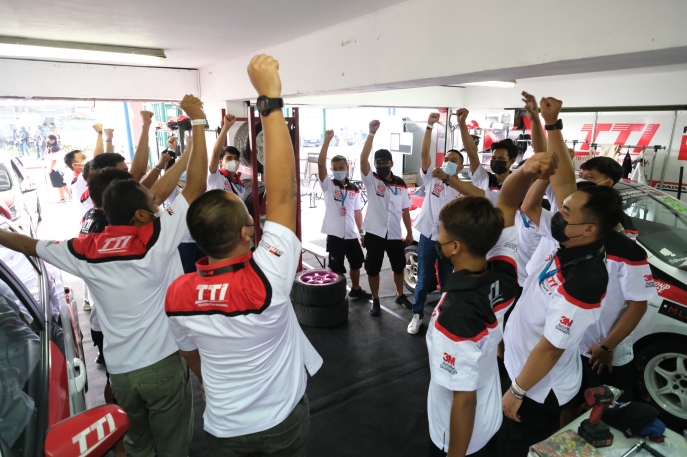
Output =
[
  {"x1": 293, "y1": 298, "x2": 349, "y2": 327},
  {"x1": 290, "y1": 269, "x2": 347, "y2": 307},
  {"x1": 404, "y1": 245, "x2": 418, "y2": 293},
  {"x1": 635, "y1": 339, "x2": 687, "y2": 430}
]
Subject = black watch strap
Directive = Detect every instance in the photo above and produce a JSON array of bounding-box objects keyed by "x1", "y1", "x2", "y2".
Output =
[
  {"x1": 256, "y1": 96, "x2": 284, "y2": 116},
  {"x1": 545, "y1": 119, "x2": 563, "y2": 131}
]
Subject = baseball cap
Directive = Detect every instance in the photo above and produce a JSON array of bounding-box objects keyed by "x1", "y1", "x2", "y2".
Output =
[{"x1": 374, "y1": 149, "x2": 393, "y2": 162}]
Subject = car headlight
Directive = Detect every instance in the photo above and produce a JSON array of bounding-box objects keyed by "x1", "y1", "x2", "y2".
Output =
[{"x1": 8, "y1": 203, "x2": 18, "y2": 220}]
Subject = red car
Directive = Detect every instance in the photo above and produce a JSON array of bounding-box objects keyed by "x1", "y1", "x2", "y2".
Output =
[{"x1": 0, "y1": 210, "x2": 128, "y2": 457}]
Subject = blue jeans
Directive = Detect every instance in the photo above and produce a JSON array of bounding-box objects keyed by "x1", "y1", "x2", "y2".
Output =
[
  {"x1": 19, "y1": 141, "x2": 30, "y2": 157},
  {"x1": 412, "y1": 234, "x2": 453, "y2": 318}
]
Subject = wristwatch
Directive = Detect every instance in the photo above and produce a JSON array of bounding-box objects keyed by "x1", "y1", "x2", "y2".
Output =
[
  {"x1": 544, "y1": 119, "x2": 563, "y2": 131},
  {"x1": 256, "y1": 96, "x2": 284, "y2": 116},
  {"x1": 599, "y1": 342, "x2": 613, "y2": 352}
]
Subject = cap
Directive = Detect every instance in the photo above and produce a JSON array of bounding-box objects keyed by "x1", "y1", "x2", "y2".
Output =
[{"x1": 374, "y1": 149, "x2": 393, "y2": 162}]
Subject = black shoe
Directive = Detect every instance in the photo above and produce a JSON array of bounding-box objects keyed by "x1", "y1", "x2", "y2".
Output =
[
  {"x1": 349, "y1": 287, "x2": 372, "y2": 299},
  {"x1": 95, "y1": 353, "x2": 105, "y2": 365},
  {"x1": 395, "y1": 294, "x2": 412, "y2": 309},
  {"x1": 369, "y1": 298, "x2": 380, "y2": 316}
]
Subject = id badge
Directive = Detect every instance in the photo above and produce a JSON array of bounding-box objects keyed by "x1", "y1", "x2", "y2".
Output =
[{"x1": 340, "y1": 207, "x2": 347, "y2": 217}]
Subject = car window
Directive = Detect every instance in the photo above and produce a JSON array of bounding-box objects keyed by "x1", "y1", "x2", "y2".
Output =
[
  {"x1": 621, "y1": 189, "x2": 687, "y2": 267},
  {"x1": 0, "y1": 165, "x2": 12, "y2": 192},
  {"x1": 10, "y1": 160, "x2": 24, "y2": 186},
  {"x1": 0, "y1": 274, "x2": 42, "y2": 455}
]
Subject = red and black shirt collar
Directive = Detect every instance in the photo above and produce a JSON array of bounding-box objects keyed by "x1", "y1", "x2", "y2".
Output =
[{"x1": 196, "y1": 252, "x2": 252, "y2": 276}]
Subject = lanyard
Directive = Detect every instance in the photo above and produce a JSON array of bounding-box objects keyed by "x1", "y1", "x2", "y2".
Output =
[
  {"x1": 337, "y1": 184, "x2": 348, "y2": 207},
  {"x1": 230, "y1": 179, "x2": 244, "y2": 195},
  {"x1": 538, "y1": 251, "x2": 596, "y2": 284},
  {"x1": 384, "y1": 181, "x2": 399, "y2": 196}
]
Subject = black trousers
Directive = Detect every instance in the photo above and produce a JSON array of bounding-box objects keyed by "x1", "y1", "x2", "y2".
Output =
[
  {"x1": 427, "y1": 433, "x2": 497, "y2": 457},
  {"x1": 581, "y1": 355, "x2": 635, "y2": 402},
  {"x1": 505, "y1": 390, "x2": 574, "y2": 457}
]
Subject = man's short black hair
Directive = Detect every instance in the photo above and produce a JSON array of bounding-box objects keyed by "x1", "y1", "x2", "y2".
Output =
[
  {"x1": 91, "y1": 152, "x2": 126, "y2": 171},
  {"x1": 82, "y1": 161, "x2": 93, "y2": 181},
  {"x1": 577, "y1": 186, "x2": 624, "y2": 238},
  {"x1": 490, "y1": 139, "x2": 519, "y2": 160},
  {"x1": 220, "y1": 146, "x2": 241, "y2": 162},
  {"x1": 579, "y1": 157, "x2": 623, "y2": 184},
  {"x1": 331, "y1": 155, "x2": 348, "y2": 165},
  {"x1": 102, "y1": 179, "x2": 150, "y2": 226},
  {"x1": 445, "y1": 149, "x2": 465, "y2": 165},
  {"x1": 64, "y1": 150, "x2": 81, "y2": 170},
  {"x1": 187, "y1": 190, "x2": 249, "y2": 258},
  {"x1": 88, "y1": 168, "x2": 133, "y2": 208},
  {"x1": 439, "y1": 196, "x2": 504, "y2": 257}
]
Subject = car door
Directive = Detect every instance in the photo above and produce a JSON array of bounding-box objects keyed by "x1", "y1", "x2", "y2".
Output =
[{"x1": 9, "y1": 159, "x2": 38, "y2": 232}]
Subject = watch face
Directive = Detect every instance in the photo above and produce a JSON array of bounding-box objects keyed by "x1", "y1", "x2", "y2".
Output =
[{"x1": 256, "y1": 96, "x2": 268, "y2": 112}]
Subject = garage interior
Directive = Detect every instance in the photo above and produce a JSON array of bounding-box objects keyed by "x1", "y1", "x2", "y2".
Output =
[{"x1": 2, "y1": 0, "x2": 687, "y2": 456}]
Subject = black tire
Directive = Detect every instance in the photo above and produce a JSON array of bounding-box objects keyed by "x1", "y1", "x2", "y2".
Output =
[
  {"x1": 237, "y1": 122, "x2": 264, "y2": 173},
  {"x1": 293, "y1": 298, "x2": 348, "y2": 327},
  {"x1": 243, "y1": 179, "x2": 265, "y2": 219},
  {"x1": 290, "y1": 270, "x2": 347, "y2": 307},
  {"x1": 634, "y1": 338, "x2": 687, "y2": 430}
]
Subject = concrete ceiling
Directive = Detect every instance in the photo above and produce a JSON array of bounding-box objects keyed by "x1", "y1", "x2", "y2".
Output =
[{"x1": 0, "y1": 0, "x2": 409, "y2": 69}]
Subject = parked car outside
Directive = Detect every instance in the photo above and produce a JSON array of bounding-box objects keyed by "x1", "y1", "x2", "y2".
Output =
[{"x1": 0, "y1": 154, "x2": 41, "y2": 237}]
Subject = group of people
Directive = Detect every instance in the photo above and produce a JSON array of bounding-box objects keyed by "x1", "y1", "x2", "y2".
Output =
[
  {"x1": 0, "y1": 54, "x2": 657, "y2": 457},
  {"x1": 3, "y1": 122, "x2": 58, "y2": 159}
]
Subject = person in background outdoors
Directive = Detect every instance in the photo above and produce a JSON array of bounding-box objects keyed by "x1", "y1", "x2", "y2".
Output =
[
  {"x1": 208, "y1": 114, "x2": 244, "y2": 199},
  {"x1": 46, "y1": 135, "x2": 72, "y2": 203},
  {"x1": 33, "y1": 126, "x2": 45, "y2": 160},
  {"x1": 50, "y1": 123, "x2": 61, "y2": 146},
  {"x1": 16, "y1": 127, "x2": 30, "y2": 158}
]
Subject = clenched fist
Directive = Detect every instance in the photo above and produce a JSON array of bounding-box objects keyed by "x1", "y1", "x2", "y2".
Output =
[
  {"x1": 223, "y1": 114, "x2": 237, "y2": 129},
  {"x1": 103, "y1": 128, "x2": 114, "y2": 140},
  {"x1": 92, "y1": 123, "x2": 103, "y2": 133},
  {"x1": 247, "y1": 54, "x2": 281, "y2": 98},
  {"x1": 456, "y1": 108, "x2": 469, "y2": 124},
  {"x1": 369, "y1": 120, "x2": 380, "y2": 134},
  {"x1": 539, "y1": 97, "x2": 563, "y2": 125},
  {"x1": 179, "y1": 95, "x2": 205, "y2": 120},
  {"x1": 427, "y1": 113, "x2": 440, "y2": 126},
  {"x1": 141, "y1": 111, "x2": 154, "y2": 126},
  {"x1": 524, "y1": 151, "x2": 559, "y2": 181},
  {"x1": 324, "y1": 129, "x2": 335, "y2": 142}
]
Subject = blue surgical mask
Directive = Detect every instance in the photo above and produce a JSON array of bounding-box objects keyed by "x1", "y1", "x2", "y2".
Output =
[
  {"x1": 333, "y1": 171, "x2": 347, "y2": 182},
  {"x1": 441, "y1": 161, "x2": 458, "y2": 176}
]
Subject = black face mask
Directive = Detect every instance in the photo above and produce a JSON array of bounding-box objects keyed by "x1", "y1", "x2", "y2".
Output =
[
  {"x1": 375, "y1": 166, "x2": 391, "y2": 178},
  {"x1": 551, "y1": 211, "x2": 590, "y2": 244},
  {"x1": 490, "y1": 158, "x2": 509, "y2": 175}
]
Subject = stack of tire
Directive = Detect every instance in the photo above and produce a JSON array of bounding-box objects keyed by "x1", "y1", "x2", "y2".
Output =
[{"x1": 290, "y1": 269, "x2": 348, "y2": 327}]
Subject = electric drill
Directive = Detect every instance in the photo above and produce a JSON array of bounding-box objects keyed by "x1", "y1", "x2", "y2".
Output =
[{"x1": 578, "y1": 385, "x2": 622, "y2": 448}]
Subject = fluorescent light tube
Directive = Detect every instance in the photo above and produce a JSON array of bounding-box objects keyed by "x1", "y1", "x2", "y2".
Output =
[{"x1": 462, "y1": 81, "x2": 517, "y2": 88}]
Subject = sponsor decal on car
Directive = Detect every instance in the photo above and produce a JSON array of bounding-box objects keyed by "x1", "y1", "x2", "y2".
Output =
[{"x1": 658, "y1": 300, "x2": 687, "y2": 325}]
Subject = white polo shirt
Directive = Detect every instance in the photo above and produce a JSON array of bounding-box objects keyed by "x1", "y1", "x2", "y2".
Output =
[
  {"x1": 361, "y1": 171, "x2": 411, "y2": 240},
  {"x1": 36, "y1": 196, "x2": 189, "y2": 374},
  {"x1": 504, "y1": 210, "x2": 608, "y2": 404},
  {"x1": 413, "y1": 165, "x2": 463, "y2": 241},
  {"x1": 514, "y1": 210, "x2": 543, "y2": 287},
  {"x1": 320, "y1": 177, "x2": 363, "y2": 240},
  {"x1": 207, "y1": 169, "x2": 245, "y2": 202},
  {"x1": 72, "y1": 172, "x2": 93, "y2": 211},
  {"x1": 468, "y1": 166, "x2": 503, "y2": 192},
  {"x1": 426, "y1": 227, "x2": 518, "y2": 454},
  {"x1": 579, "y1": 231, "x2": 657, "y2": 366},
  {"x1": 545, "y1": 184, "x2": 558, "y2": 213},
  {"x1": 165, "y1": 221, "x2": 323, "y2": 438}
]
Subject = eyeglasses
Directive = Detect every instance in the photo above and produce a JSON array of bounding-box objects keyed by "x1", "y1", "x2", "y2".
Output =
[{"x1": 374, "y1": 161, "x2": 391, "y2": 167}]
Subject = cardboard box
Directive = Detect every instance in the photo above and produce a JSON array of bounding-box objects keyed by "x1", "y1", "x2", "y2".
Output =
[{"x1": 403, "y1": 173, "x2": 417, "y2": 185}]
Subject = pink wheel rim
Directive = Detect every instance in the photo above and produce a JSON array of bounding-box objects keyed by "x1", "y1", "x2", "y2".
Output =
[{"x1": 298, "y1": 270, "x2": 339, "y2": 285}]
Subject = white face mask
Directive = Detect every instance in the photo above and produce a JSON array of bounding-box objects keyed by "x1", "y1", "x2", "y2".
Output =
[{"x1": 224, "y1": 160, "x2": 238, "y2": 173}]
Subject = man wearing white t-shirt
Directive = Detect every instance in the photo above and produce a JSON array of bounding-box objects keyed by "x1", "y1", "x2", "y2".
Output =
[
  {"x1": 426, "y1": 152, "x2": 558, "y2": 457},
  {"x1": 360, "y1": 120, "x2": 414, "y2": 316},
  {"x1": 0, "y1": 94, "x2": 209, "y2": 457},
  {"x1": 164, "y1": 55, "x2": 322, "y2": 457},
  {"x1": 317, "y1": 129, "x2": 370, "y2": 299},
  {"x1": 208, "y1": 114, "x2": 245, "y2": 201},
  {"x1": 408, "y1": 112, "x2": 464, "y2": 334}
]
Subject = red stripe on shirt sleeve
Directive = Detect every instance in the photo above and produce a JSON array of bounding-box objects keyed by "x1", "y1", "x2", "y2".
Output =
[
  {"x1": 493, "y1": 296, "x2": 514, "y2": 313},
  {"x1": 559, "y1": 287, "x2": 604, "y2": 310},
  {"x1": 434, "y1": 319, "x2": 490, "y2": 342},
  {"x1": 606, "y1": 254, "x2": 648, "y2": 266},
  {"x1": 489, "y1": 255, "x2": 517, "y2": 272}
]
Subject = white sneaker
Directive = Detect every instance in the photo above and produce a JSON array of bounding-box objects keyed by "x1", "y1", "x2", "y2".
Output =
[
  {"x1": 407, "y1": 314, "x2": 422, "y2": 334},
  {"x1": 83, "y1": 300, "x2": 92, "y2": 311}
]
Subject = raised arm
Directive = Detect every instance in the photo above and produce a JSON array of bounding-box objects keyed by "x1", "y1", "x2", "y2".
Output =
[
  {"x1": 209, "y1": 114, "x2": 236, "y2": 174},
  {"x1": 540, "y1": 97, "x2": 576, "y2": 210},
  {"x1": 0, "y1": 230, "x2": 38, "y2": 257},
  {"x1": 247, "y1": 54, "x2": 296, "y2": 233},
  {"x1": 179, "y1": 97, "x2": 208, "y2": 203},
  {"x1": 522, "y1": 92, "x2": 547, "y2": 153},
  {"x1": 141, "y1": 144, "x2": 178, "y2": 191},
  {"x1": 103, "y1": 128, "x2": 114, "y2": 153},
  {"x1": 422, "y1": 113, "x2": 440, "y2": 172},
  {"x1": 497, "y1": 152, "x2": 558, "y2": 228},
  {"x1": 360, "y1": 120, "x2": 380, "y2": 177},
  {"x1": 521, "y1": 179, "x2": 550, "y2": 227},
  {"x1": 93, "y1": 123, "x2": 104, "y2": 157},
  {"x1": 130, "y1": 111, "x2": 154, "y2": 182},
  {"x1": 457, "y1": 109, "x2": 480, "y2": 174},
  {"x1": 431, "y1": 168, "x2": 485, "y2": 198},
  {"x1": 318, "y1": 130, "x2": 335, "y2": 182},
  {"x1": 151, "y1": 138, "x2": 191, "y2": 204}
]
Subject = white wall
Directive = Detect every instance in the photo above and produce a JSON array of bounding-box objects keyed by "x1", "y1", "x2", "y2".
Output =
[
  {"x1": 0, "y1": 58, "x2": 199, "y2": 100},
  {"x1": 285, "y1": 86, "x2": 463, "y2": 108},
  {"x1": 200, "y1": 0, "x2": 687, "y2": 101},
  {"x1": 464, "y1": 66, "x2": 687, "y2": 110}
]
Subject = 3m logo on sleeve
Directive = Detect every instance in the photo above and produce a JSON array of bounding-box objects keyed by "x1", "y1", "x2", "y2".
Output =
[
  {"x1": 99, "y1": 236, "x2": 132, "y2": 253},
  {"x1": 555, "y1": 316, "x2": 573, "y2": 335},
  {"x1": 259, "y1": 240, "x2": 283, "y2": 257},
  {"x1": 644, "y1": 274, "x2": 655, "y2": 288},
  {"x1": 504, "y1": 242, "x2": 518, "y2": 252},
  {"x1": 440, "y1": 352, "x2": 457, "y2": 374}
]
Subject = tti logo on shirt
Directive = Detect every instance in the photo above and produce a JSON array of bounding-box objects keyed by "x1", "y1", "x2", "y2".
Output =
[
  {"x1": 555, "y1": 316, "x2": 573, "y2": 335},
  {"x1": 644, "y1": 274, "x2": 656, "y2": 288},
  {"x1": 440, "y1": 352, "x2": 457, "y2": 375},
  {"x1": 99, "y1": 236, "x2": 132, "y2": 253},
  {"x1": 196, "y1": 284, "x2": 229, "y2": 307}
]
